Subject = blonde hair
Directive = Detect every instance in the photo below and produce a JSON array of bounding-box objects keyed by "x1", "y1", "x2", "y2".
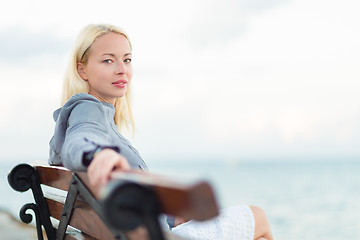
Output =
[{"x1": 61, "y1": 24, "x2": 135, "y2": 135}]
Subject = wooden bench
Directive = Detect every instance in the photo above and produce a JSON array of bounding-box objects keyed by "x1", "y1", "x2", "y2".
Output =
[{"x1": 7, "y1": 164, "x2": 219, "y2": 240}]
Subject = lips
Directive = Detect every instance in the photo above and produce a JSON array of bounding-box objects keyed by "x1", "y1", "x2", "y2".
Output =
[{"x1": 112, "y1": 80, "x2": 128, "y2": 88}]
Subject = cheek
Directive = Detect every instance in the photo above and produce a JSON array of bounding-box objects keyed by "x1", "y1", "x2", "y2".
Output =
[{"x1": 87, "y1": 65, "x2": 107, "y2": 81}]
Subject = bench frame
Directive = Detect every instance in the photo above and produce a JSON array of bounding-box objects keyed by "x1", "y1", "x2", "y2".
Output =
[
  {"x1": 8, "y1": 164, "x2": 56, "y2": 239},
  {"x1": 8, "y1": 164, "x2": 168, "y2": 240}
]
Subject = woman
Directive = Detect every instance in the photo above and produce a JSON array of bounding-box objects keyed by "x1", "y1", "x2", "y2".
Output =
[{"x1": 49, "y1": 24, "x2": 273, "y2": 240}]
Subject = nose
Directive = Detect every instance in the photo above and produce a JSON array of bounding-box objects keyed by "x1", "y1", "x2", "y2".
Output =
[{"x1": 115, "y1": 61, "x2": 125, "y2": 74}]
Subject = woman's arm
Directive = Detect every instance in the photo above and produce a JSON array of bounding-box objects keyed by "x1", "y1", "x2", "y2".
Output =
[
  {"x1": 60, "y1": 100, "x2": 116, "y2": 170},
  {"x1": 63, "y1": 103, "x2": 131, "y2": 190},
  {"x1": 50, "y1": 95, "x2": 132, "y2": 190}
]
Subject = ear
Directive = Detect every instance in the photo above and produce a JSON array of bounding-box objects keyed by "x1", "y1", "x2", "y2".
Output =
[{"x1": 77, "y1": 63, "x2": 88, "y2": 80}]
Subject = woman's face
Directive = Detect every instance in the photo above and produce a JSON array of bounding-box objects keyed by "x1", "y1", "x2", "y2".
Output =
[{"x1": 77, "y1": 32, "x2": 132, "y2": 104}]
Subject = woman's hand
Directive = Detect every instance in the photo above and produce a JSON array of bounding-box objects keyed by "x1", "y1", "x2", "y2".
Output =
[{"x1": 87, "y1": 148, "x2": 130, "y2": 192}]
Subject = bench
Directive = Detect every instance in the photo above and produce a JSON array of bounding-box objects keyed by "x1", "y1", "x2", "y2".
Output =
[{"x1": 7, "y1": 164, "x2": 219, "y2": 240}]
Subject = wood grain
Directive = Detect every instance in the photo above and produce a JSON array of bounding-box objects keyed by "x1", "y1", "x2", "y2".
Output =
[
  {"x1": 45, "y1": 198, "x2": 115, "y2": 240},
  {"x1": 36, "y1": 166, "x2": 73, "y2": 191},
  {"x1": 35, "y1": 166, "x2": 218, "y2": 240}
]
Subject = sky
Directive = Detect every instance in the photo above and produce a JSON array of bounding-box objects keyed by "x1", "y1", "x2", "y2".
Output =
[{"x1": 0, "y1": 0, "x2": 359, "y2": 165}]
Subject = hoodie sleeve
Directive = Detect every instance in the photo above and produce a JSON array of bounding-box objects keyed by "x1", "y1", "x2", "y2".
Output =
[{"x1": 49, "y1": 94, "x2": 116, "y2": 171}]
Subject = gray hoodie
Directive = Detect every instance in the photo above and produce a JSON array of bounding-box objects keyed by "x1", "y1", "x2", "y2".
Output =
[{"x1": 48, "y1": 93, "x2": 147, "y2": 171}]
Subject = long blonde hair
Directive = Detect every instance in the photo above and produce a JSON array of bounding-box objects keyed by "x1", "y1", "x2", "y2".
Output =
[{"x1": 61, "y1": 24, "x2": 135, "y2": 134}]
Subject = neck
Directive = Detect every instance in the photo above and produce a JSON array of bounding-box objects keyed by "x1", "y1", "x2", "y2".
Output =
[{"x1": 88, "y1": 89, "x2": 115, "y2": 105}]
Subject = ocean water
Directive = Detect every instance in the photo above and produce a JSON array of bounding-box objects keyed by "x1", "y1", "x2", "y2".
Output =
[{"x1": 1, "y1": 159, "x2": 359, "y2": 239}]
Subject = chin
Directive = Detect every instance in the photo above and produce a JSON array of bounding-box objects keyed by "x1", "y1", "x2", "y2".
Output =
[
  {"x1": 115, "y1": 92, "x2": 127, "y2": 98},
  {"x1": 113, "y1": 89, "x2": 127, "y2": 96}
]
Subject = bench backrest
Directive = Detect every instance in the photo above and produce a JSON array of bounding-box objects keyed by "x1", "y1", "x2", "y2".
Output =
[
  {"x1": 9, "y1": 164, "x2": 219, "y2": 240},
  {"x1": 36, "y1": 166, "x2": 116, "y2": 239}
]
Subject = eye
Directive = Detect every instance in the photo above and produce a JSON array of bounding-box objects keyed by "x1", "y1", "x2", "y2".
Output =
[
  {"x1": 103, "y1": 59, "x2": 113, "y2": 64},
  {"x1": 124, "y1": 58, "x2": 132, "y2": 63}
]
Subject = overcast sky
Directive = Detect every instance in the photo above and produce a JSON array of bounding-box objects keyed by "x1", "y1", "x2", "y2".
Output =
[{"x1": 0, "y1": 0, "x2": 359, "y2": 165}]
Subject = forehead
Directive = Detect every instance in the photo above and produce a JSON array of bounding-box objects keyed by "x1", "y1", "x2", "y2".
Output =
[{"x1": 90, "y1": 32, "x2": 131, "y2": 54}]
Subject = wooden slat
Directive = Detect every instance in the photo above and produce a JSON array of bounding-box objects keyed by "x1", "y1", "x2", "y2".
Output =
[
  {"x1": 36, "y1": 167, "x2": 116, "y2": 240},
  {"x1": 154, "y1": 181, "x2": 218, "y2": 221},
  {"x1": 45, "y1": 196, "x2": 177, "y2": 240},
  {"x1": 108, "y1": 171, "x2": 219, "y2": 221},
  {"x1": 64, "y1": 229, "x2": 97, "y2": 240},
  {"x1": 35, "y1": 166, "x2": 216, "y2": 240},
  {"x1": 76, "y1": 171, "x2": 219, "y2": 221},
  {"x1": 36, "y1": 166, "x2": 73, "y2": 191},
  {"x1": 45, "y1": 198, "x2": 116, "y2": 240},
  {"x1": 37, "y1": 166, "x2": 218, "y2": 221}
]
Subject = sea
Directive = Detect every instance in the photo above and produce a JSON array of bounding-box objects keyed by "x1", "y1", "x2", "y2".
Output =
[{"x1": 1, "y1": 159, "x2": 359, "y2": 240}]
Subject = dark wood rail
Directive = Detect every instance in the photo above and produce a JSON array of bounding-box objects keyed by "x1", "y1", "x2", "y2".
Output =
[{"x1": 8, "y1": 164, "x2": 219, "y2": 240}]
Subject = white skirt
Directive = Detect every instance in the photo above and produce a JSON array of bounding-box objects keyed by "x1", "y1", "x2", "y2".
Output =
[{"x1": 171, "y1": 205, "x2": 255, "y2": 240}]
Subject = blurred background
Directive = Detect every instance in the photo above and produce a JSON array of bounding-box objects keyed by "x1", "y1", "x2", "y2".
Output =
[{"x1": 0, "y1": 0, "x2": 359, "y2": 239}]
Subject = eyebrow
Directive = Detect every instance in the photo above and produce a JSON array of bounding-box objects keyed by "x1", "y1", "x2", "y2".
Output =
[{"x1": 101, "y1": 53, "x2": 132, "y2": 57}]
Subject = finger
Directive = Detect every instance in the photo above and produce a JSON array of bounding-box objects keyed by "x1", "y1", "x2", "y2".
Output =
[
  {"x1": 113, "y1": 156, "x2": 131, "y2": 170},
  {"x1": 88, "y1": 156, "x2": 112, "y2": 187},
  {"x1": 87, "y1": 150, "x2": 130, "y2": 189}
]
